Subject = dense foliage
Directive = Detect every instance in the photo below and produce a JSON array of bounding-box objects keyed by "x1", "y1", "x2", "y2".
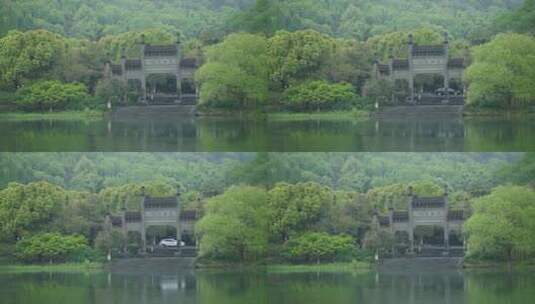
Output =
[
  {"x1": 16, "y1": 80, "x2": 90, "y2": 111},
  {"x1": 285, "y1": 232, "x2": 355, "y2": 263},
  {"x1": 465, "y1": 186, "x2": 535, "y2": 263},
  {"x1": 282, "y1": 81, "x2": 357, "y2": 111},
  {"x1": 196, "y1": 186, "x2": 269, "y2": 261},
  {"x1": 196, "y1": 33, "x2": 270, "y2": 109},
  {"x1": 0, "y1": 153, "x2": 532, "y2": 264},
  {"x1": 1, "y1": 1, "x2": 533, "y2": 111},
  {"x1": 464, "y1": 33, "x2": 535, "y2": 109},
  {"x1": 14, "y1": 232, "x2": 94, "y2": 263}
]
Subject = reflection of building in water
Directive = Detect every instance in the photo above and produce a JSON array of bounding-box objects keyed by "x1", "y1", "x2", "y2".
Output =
[
  {"x1": 106, "y1": 186, "x2": 199, "y2": 256},
  {"x1": 373, "y1": 33, "x2": 465, "y2": 105},
  {"x1": 373, "y1": 186, "x2": 466, "y2": 257},
  {"x1": 104, "y1": 33, "x2": 198, "y2": 105}
]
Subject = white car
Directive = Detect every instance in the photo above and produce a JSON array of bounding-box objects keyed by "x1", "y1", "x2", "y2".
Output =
[{"x1": 159, "y1": 238, "x2": 178, "y2": 247}]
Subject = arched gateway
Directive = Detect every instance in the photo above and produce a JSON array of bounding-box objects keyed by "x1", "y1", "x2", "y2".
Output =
[
  {"x1": 106, "y1": 188, "x2": 199, "y2": 256},
  {"x1": 373, "y1": 186, "x2": 466, "y2": 257},
  {"x1": 373, "y1": 33, "x2": 466, "y2": 105},
  {"x1": 104, "y1": 36, "x2": 198, "y2": 105}
]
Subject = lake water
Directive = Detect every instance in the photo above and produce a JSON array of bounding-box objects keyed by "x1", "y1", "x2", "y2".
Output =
[
  {"x1": 1, "y1": 268, "x2": 534, "y2": 304},
  {"x1": 1, "y1": 115, "x2": 534, "y2": 152}
]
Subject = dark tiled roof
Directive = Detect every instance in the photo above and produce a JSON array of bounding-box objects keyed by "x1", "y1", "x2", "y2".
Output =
[
  {"x1": 111, "y1": 64, "x2": 122, "y2": 75},
  {"x1": 378, "y1": 216, "x2": 390, "y2": 226},
  {"x1": 180, "y1": 210, "x2": 198, "y2": 221},
  {"x1": 377, "y1": 64, "x2": 390, "y2": 75},
  {"x1": 448, "y1": 210, "x2": 464, "y2": 221},
  {"x1": 125, "y1": 59, "x2": 142, "y2": 70},
  {"x1": 392, "y1": 59, "x2": 409, "y2": 70},
  {"x1": 412, "y1": 196, "x2": 445, "y2": 209},
  {"x1": 110, "y1": 216, "x2": 123, "y2": 226},
  {"x1": 144, "y1": 196, "x2": 178, "y2": 209},
  {"x1": 412, "y1": 45, "x2": 445, "y2": 57},
  {"x1": 393, "y1": 211, "x2": 409, "y2": 222},
  {"x1": 180, "y1": 58, "x2": 198, "y2": 68},
  {"x1": 144, "y1": 44, "x2": 178, "y2": 57},
  {"x1": 448, "y1": 58, "x2": 464, "y2": 68},
  {"x1": 125, "y1": 211, "x2": 141, "y2": 222}
]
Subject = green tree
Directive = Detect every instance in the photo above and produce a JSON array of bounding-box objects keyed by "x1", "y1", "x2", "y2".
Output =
[
  {"x1": 0, "y1": 181, "x2": 66, "y2": 242},
  {"x1": 464, "y1": 186, "x2": 535, "y2": 264},
  {"x1": 0, "y1": 30, "x2": 65, "y2": 90},
  {"x1": 285, "y1": 232, "x2": 355, "y2": 263},
  {"x1": 268, "y1": 182, "x2": 334, "y2": 242},
  {"x1": 196, "y1": 33, "x2": 270, "y2": 109},
  {"x1": 196, "y1": 186, "x2": 269, "y2": 261},
  {"x1": 15, "y1": 80, "x2": 90, "y2": 111},
  {"x1": 498, "y1": 0, "x2": 535, "y2": 35},
  {"x1": 282, "y1": 80, "x2": 357, "y2": 111},
  {"x1": 366, "y1": 28, "x2": 443, "y2": 60},
  {"x1": 268, "y1": 30, "x2": 335, "y2": 89},
  {"x1": 464, "y1": 33, "x2": 535, "y2": 109},
  {"x1": 366, "y1": 181, "x2": 444, "y2": 210},
  {"x1": 14, "y1": 232, "x2": 94, "y2": 263}
]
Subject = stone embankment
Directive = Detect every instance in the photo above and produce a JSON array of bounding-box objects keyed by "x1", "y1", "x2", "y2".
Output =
[{"x1": 374, "y1": 105, "x2": 464, "y2": 118}]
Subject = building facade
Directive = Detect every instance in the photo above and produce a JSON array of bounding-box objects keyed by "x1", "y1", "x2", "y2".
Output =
[
  {"x1": 373, "y1": 33, "x2": 465, "y2": 105},
  {"x1": 373, "y1": 186, "x2": 466, "y2": 256},
  {"x1": 107, "y1": 187, "x2": 199, "y2": 255},
  {"x1": 104, "y1": 35, "x2": 198, "y2": 105}
]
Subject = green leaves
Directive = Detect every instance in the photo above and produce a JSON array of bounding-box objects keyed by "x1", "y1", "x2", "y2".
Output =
[
  {"x1": 0, "y1": 181, "x2": 66, "y2": 242},
  {"x1": 465, "y1": 33, "x2": 535, "y2": 109},
  {"x1": 464, "y1": 186, "x2": 535, "y2": 261},
  {"x1": 283, "y1": 80, "x2": 357, "y2": 111},
  {"x1": 286, "y1": 232, "x2": 355, "y2": 263},
  {"x1": 14, "y1": 232, "x2": 93, "y2": 263},
  {"x1": 196, "y1": 186, "x2": 270, "y2": 261},
  {"x1": 15, "y1": 80, "x2": 89, "y2": 111},
  {"x1": 268, "y1": 182, "x2": 334, "y2": 242},
  {"x1": 196, "y1": 33, "x2": 270, "y2": 109},
  {"x1": 0, "y1": 30, "x2": 65, "y2": 90},
  {"x1": 268, "y1": 30, "x2": 335, "y2": 89}
]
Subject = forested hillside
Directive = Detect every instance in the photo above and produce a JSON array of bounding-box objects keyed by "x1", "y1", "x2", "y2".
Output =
[
  {"x1": 0, "y1": 153, "x2": 532, "y2": 264},
  {"x1": 1, "y1": 1, "x2": 534, "y2": 112},
  {"x1": 0, "y1": 0, "x2": 522, "y2": 40}
]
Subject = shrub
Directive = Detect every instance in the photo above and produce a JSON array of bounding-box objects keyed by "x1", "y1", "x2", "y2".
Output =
[
  {"x1": 95, "y1": 78, "x2": 129, "y2": 106},
  {"x1": 285, "y1": 232, "x2": 356, "y2": 263},
  {"x1": 14, "y1": 233, "x2": 96, "y2": 263},
  {"x1": 363, "y1": 78, "x2": 395, "y2": 106},
  {"x1": 282, "y1": 81, "x2": 357, "y2": 112},
  {"x1": 15, "y1": 80, "x2": 90, "y2": 111}
]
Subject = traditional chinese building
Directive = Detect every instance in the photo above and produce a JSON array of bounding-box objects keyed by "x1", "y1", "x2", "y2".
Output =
[
  {"x1": 373, "y1": 186, "x2": 466, "y2": 256},
  {"x1": 373, "y1": 33, "x2": 466, "y2": 105},
  {"x1": 104, "y1": 34, "x2": 198, "y2": 105},
  {"x1": 107, "y1": 187, "x2": 199, "y2": 256}
]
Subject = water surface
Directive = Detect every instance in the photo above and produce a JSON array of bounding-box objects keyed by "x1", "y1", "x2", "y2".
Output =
[
  {"x1": 1, "y1": 115, "x2": 533, "y2": 151},
  {"x1": 1, "y1": 268, "x2": 534, "y2": 303}
]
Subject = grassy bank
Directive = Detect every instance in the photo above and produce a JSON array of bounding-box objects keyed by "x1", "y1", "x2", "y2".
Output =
[
  {"x1": 267, "y1": 261, "x2": 371, "y2": 273},
  {"x1": 0, "y1": 262, "x2": 104, "y2": 273},
  {"x1": 196, "y1": 107, "x2": 370, "y2": 121},
  {"x1": 0, "y1": 110, "x2": 105, "y2": 121},
  {"x1": 462, "y1": 108, "x2": 535, "y2": 117},
  {"x1": 463, "y1": 259, "x2": 535, "y2": 270},
  {"x1": 196, "y1": 259, "x2": 372, "y2": 273},
  {"x1": 267, "y1": 110, "x2": 370, "y2": 121}
]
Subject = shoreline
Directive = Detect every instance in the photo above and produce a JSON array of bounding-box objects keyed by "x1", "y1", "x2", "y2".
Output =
[
  {"x1": 2, "y1": 259, "x2": 535, "y2": 274},
  {"x1": 0, "y1": 110, "x2": 105, "y2": 121},
  {"x1": 0, "y1": 262, "x2": 103, "y2": 273}
]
